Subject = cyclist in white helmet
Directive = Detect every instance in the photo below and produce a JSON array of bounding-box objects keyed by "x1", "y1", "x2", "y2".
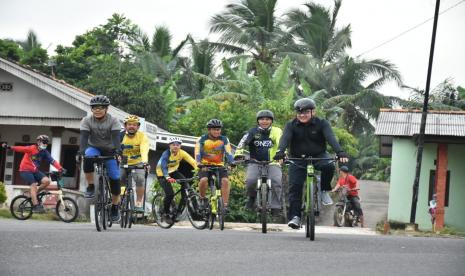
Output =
[{"x1": 156, "y1": 136, "x2": 197, "y2": 224}]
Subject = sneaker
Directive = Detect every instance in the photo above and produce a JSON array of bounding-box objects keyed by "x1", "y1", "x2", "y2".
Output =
[
  {"x1": 321, "y1": 191, "x2": 333, "y2": 205},
  {"x1": 32, "y1": 204, "x2": 45, "y2": 213},
  {"x1": 84, "y1": 185, "x2": 95, "y2": 198},
  {"x1": 245, "y1": 197, "x2": 256, "y2": 210},
  {"x1": 288, "y1": 216, "x2": 301, "y2": 229},
  {"x1": 162, "y1": 214, "x2": 173, "y2": 224},
  {"x1": 111, "y1": 205, "x2": 120, "y2": 222}
]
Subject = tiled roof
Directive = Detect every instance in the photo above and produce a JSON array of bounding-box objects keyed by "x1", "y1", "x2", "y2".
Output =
[{"x1": 375, "y1": 109, "x2": 465, "y2": 137}]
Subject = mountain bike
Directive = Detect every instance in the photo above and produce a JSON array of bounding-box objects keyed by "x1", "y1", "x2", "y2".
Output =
[
  {"x1": 199, "y1": 165, "x2": 228, "y2": 231},
  {"x1": 152, "y1": 176, "x2": 207, "y2": 229},
  {"x1": 119, "y1": 163, "x2": 147, "y2": 229},
  {"x1": 85, "y1": 156, "x2": 115, "y2": 232},
  {"x1": 237, "y1": 159, "x2": 275, "y2": 234},
  {"x1": 285, "y1": 156, "x2": 336, "y2": 241},
  {"x1": 10, "y1": 171, "x2": 79, "y2": 223}
]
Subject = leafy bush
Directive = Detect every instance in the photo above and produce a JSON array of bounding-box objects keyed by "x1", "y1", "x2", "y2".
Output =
[{"x1": 0, "y1": 182, "x2": 7, "y2": 204}]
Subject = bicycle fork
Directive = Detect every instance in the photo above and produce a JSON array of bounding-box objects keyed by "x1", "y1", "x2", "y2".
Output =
[
  {"x1": 256, "y1": 177, "x2": 272, "y2": 210},
  {"x1": 305, "y1": 165, "x2": 315, "y2": 215}
]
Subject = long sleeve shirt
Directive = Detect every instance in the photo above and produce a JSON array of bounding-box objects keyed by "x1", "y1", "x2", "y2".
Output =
[{"x1": 11, "y1": 145, "x2": 62, "y2": 172}]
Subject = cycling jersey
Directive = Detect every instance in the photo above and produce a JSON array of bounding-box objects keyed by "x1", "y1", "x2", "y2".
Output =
[
  {"x1": 11, "y1": 145, "x2": 62, "y2": 172},
  {"x1": 121, "y1": 131, "x2": 149, "y2": 165},
  {"x1": 235, "y1": 126, "x2": 282, "y2": 161},
  {"x1": 156, "y1": 149, "x2": 197, "y2": 178},
  {"x1": 195, "y1": 134, "x2": 234, "y2": 166}
]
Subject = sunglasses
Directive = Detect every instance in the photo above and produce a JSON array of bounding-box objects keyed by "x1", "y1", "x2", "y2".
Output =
[
  {"x1": 91, "y1": 106, "x2": 107, "y2": 111},
  {"x1": 297, "y1": 110, "x2": 312, "y2": 115}
]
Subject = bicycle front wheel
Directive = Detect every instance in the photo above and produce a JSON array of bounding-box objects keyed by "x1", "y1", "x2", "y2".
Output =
[
  {"x1": 187, "y1": 190, "x2": 208, "y2": 230},
  {"x1": 120, "y1": 194, "x2": 128, "y2": 228},
  {"x1": 218, "y1": 197, "x2": 225, "y2": 231},
  {"x1": 260, "y1": 180, "x2": 268, "y2": 234},
  {"x1": 152, "y1": 192, "x2": 175, "y2": 229},
  {"x1": 56, "y1": 197, "x2": 79, "y2": 223},
  {"x1": 127, "y1": 191, "x2": 134, "y2": 228},
  {"x1": 10, "y1": 195, "x2": 33, "y2": 220},
  {"x1": 95, "y1": 180, "x2": 105, "y2": 231},
  {"x1": 307, "y1": 182, "x2": 316, "y2": 241}
]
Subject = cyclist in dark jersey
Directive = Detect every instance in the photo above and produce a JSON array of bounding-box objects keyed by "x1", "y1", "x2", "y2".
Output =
[{"x1": 235, "y1": 110, "x2": 283, "y2": 216}]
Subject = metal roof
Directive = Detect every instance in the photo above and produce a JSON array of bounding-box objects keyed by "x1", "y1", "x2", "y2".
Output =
[{"x1": 375, "y1": 109, "x2": 465, "y2": 137}]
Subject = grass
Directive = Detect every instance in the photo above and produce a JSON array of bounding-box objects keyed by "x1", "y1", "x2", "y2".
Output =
[{"x1": 376, "y1": 219, "x2": 465, "y2": 238}]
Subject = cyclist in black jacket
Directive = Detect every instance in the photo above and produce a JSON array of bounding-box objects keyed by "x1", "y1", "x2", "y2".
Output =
[{"x1": 274, "y1": 98, "x2": 349, "y2": 229}]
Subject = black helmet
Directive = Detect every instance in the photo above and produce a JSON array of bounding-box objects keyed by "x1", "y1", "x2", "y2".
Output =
[
  {"x1": 339, "y1": 166, "x2": 350, "y2": 173},
  {"x1": 256, "y1": 110, "x2": 274, "y2": 121},
  {"x1": 36, "y1": 134, "x2": 50, "y2": 144},
  {"x1": 294, "y1": 98, "x2": 316, "y2": 111},
  {"x1": 206, "y1": 119, "x2": 223, "y2": 128},
  {"x1": 90, "y1": 95, "x2": 111, "y2": 106}
]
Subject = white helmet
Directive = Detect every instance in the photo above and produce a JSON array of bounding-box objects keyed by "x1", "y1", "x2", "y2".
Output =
[{"x1": 168, "y1": 136, "x2": 182, "y2": 145}]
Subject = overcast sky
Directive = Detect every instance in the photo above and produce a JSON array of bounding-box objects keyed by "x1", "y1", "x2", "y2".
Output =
[{"x1": 1, "y1": 0, "x2": 464, "y2": 99}]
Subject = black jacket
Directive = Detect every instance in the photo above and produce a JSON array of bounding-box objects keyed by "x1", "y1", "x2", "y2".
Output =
[{"x1": 277, "y1": 117, "x2": 343, "y2": 157}]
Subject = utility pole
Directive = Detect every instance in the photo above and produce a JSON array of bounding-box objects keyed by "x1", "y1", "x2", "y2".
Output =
[{"x1": 410, "y1": 0, "x2": 441, "y2": 224}]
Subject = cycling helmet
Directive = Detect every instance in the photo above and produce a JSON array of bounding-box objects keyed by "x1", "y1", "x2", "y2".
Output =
[
  {"x1": 168, "y1": 136, "x2": 182, "y2": 145},
  {"x1": 256, "y1": 110, "x2": 274, "y2": 121},
  {"x1": 339, "y1": 166, "x2": 350, "y2": 173},
  {"x1": 90, "y1": 95, "x2": 111, "y2": 106},
  {"x1": 36, "y1": 134, "x2": 50, "y2": 144},
  {"x1": 124, "y1": 115, "x2": 140, "y2": 125},
  {"x1": 294, "y1": 98, "x2": 316, "y2": 111},
  {"x1": 206, "y1": 119, "x2": 223, "y2": 128}
]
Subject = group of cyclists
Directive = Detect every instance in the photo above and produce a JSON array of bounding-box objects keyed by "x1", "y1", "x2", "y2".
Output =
[{"x1": 2, "y1": 94, "x2": 364, "y2": 229}]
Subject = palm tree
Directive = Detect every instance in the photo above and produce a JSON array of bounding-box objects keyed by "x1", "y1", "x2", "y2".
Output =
[{"x1": 209, "y1": 0, "x2": 293, "y2": 66}]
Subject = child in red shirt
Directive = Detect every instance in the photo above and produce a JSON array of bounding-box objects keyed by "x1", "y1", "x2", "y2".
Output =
[
  {"x1": 2, "y1": 135, "x2": 63, "y2": 213},
  {"x1": 332, "y1": 166, "x2": 364, "y2": 227}
]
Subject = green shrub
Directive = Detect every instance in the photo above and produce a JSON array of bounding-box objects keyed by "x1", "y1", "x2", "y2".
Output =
[{"x1": 0, "y1": 182, "x2": 7, "y2": 204}]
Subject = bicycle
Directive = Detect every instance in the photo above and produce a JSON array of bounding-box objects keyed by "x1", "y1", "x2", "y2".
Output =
[
  {"x1": 85, "y1": 156, "x2": 115, "y2": 232},
  {"x1": 199, "y1": 165, "x2": 228, "y2": 231},
  {"x1": 10, "y1": 171, "x2": 79, "y2": 223},
  {"x1": 285, "y1": 156, "x2": 336, "y2": 241},
  {"x1": 152, "y1": 176, "x2": 208, "y2": 229},
  {"x1": 119, "y1": 162, "x2": 147, "y2": 229},
  {"x1": 237, "y1": 159, "x2": 275, "y2": 234}
]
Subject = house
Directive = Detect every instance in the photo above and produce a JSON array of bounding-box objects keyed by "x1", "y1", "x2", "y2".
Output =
[
  {"x1": 375, "y1": 109, "x2": 465, "y2": 231},
  {"x1": 0, "y1": 57, "x2": 198, "y2": 214}
]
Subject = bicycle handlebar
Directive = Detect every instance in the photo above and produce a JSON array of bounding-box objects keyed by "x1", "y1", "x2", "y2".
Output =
[
  {"x1": 174, "y1": 176, "x2": 200, "y2": 183},
  {"x1": 121, "y1": 164, "x2": 147, "y2": 170},
  {"x1": 84, "y1": 155, "x2": 116, "y2": 162},
  {"x1": 235, "y1": 159, "x2": 274, "y2": 165}
]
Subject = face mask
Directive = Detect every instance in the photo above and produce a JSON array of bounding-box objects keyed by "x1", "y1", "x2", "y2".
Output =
[{"x1": 39, "y1": 145, "x2": 47, "y2": 150}]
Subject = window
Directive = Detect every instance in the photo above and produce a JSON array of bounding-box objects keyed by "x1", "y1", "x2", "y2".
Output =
[{"x1": 428, "y1": 170, "x2": 450, "y2": 207}]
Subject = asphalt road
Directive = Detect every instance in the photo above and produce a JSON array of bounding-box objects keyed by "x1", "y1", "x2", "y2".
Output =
[{"x1": 1, "y1": 219, "x2": 464, "y2": 276}]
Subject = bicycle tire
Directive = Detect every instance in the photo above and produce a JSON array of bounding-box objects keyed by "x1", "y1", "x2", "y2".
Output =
[
  {"x1": 260, "y1": 179, "x2": 268, "y2": 234},
  {"x1": 333, "y1": 206, "x2": 344, "y2": 227},
  {"x1": 10, "y1": 195, "x2": 33, "y2": 220},
  {"x1": 187, "y1": 190, "x2": 208, "y2": 230},
  {"x1": 208, "y1": 200, "x2": 215, "y2": 230},
  {"x1": 56, "y1": 197, "x2": 79, "y2": 223},
  {"x1": 128, "y1": 190, "x2": 134, "y2": 228},
  {"x1": 218, "y1": 197, "x2": 225, "y2": 231},
  {"x1": 152, "y1": 193, "x2": 175, "y2": 229},
  {"x1": 120, "y1": 194, "x2": 128, "y2": 228},
  {"x1": 95, "y1": 179, "x2": 105, "y2": 231},
  {"x1": 309, "y1": 182, "x2": 316, "y2": 241}
]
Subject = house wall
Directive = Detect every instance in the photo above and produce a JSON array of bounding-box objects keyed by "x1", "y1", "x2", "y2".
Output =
[
  {"x1": 0, "y1": 70, "x2": 84, "y2": 118},
  {"x1": 389, "y1": 138, "x2": 465, "y2": 231}
]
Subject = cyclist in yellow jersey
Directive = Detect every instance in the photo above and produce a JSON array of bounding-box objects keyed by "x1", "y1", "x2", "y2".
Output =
[
  {"x1": 120, "y1": 115, "x2": 150, "y2": 212},
  {"x1": 195, "y1": 119, "x2": 234, "y2": 213},
  {"x1": 156, "y1": 136, "x2": 197, "y2": 223}
]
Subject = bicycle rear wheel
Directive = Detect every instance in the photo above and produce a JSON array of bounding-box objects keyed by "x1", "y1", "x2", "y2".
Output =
[
  {"x1": 152, "y1": 192, "x2": 175, "y2": 229},
  {"x1": 187, "y1": 190, "x2": 208, "y2": 230},
  {"x1": 259, "y1": 179, "x2": 268, "y2": 234},
  {"x1": 10, "y1": 195, "x2": 33, "y2": 220},
  {"x1": 56, "y1": 196, "x2": 79, "y2": 223},
  {"x1": 218, "y1": 197, "x2": 225, "y2": 231},
  {"x1": 333, "y1": 206, "x2": 345, "y2": 227}
]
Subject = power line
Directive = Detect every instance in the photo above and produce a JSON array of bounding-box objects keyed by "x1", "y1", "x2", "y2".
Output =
[{"x1": 357, "y1": 0, "x2": 465, "y2": 57}]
